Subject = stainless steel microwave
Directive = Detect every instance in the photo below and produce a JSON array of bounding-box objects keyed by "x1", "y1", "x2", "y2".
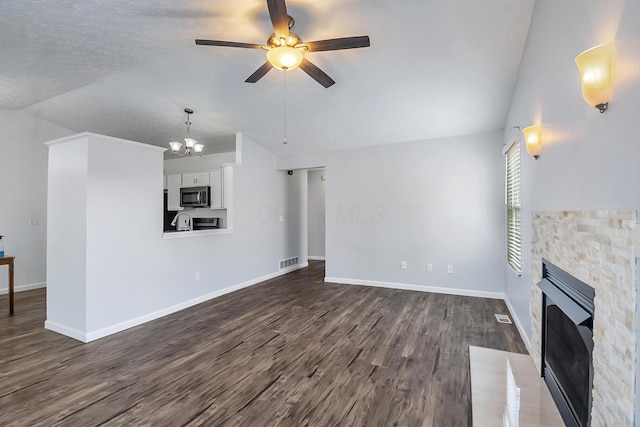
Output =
[{"x1": 180, "y1": 186, "x2": 210, "y2": 208}]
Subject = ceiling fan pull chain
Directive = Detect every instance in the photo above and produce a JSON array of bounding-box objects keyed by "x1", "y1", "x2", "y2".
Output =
[{"x1": 283, "y1": 68, "x2": 288, "y2": 144}]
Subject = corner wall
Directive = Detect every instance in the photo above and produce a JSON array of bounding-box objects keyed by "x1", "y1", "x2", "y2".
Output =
[
  {"x1": 0, "y1": 110, "x2": 72, "y2": 295},
  {"x1": 279, "y1": 132, "x2": 506, "y2": 297},
  {"x1": 503, "y1": 0, "x2": 640, "y2": 350},
  {"x1": 45, "y1": 132, "x2": 303, "y2": 341}
]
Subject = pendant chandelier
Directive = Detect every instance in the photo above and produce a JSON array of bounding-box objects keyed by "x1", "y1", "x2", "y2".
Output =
[{"x1": 169, "y1": 108, "x2": 204, "y2": 156}]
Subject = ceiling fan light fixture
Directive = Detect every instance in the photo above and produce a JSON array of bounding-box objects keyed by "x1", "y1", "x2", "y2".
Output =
[
  {"x1": 195, "y1": 0, "x2": 370, "y2": 87},
  {"x1": 267, "y1": 46, "x2": 304, "y2": 70}
]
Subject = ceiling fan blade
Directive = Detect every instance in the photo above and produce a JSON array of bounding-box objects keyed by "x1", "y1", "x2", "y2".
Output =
[
  {"x1": 245, "y1": 62, "x2": 274, "y2": 83},
  {"x1": 302, "y1": 36, "x2": 370, "y2": 52},
  {"x1": 195, "y1": 39, "x2": 265, "y2": 49},
  {"x1": 299, "y1": 58, "x2": 335, "y2": 88},
  {"x1": 267, "y1": 0, "x2": 290, "y2": 39}
]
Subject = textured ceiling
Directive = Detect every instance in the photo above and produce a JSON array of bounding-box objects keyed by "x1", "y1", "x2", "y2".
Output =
[{"x1": 1, "y1": 0, "x2": 535, "y2": 155}]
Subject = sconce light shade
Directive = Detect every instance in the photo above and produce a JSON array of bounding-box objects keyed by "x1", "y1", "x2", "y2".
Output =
[
  {"x1": 575, "y1": 42, "x2": 615, "y2": 113},
  {"x1": 266, "y1": 46, "x2": 304, "y2": 71},
  {"x1": 523, "y1": 125, "x2": 541, "y2": 159}
]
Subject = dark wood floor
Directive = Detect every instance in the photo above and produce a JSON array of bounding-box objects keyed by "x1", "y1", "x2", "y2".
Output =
[{"x1": 0, "y1": 261, "x2": 526, "y2": 426}]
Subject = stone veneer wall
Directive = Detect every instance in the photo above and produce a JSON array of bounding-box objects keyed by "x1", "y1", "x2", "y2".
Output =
[{"x1": 531, "y1": 209, "x2": 637, "y2": 427}]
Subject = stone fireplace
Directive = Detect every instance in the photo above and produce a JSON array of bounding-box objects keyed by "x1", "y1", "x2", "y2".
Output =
[{"x1": 531, "y1": 210, "x2": 638, "y2": 426}]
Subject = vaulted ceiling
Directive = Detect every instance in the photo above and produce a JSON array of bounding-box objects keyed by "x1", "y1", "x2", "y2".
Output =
[{"x1": 1, "y1": 0, "x2": 535, "y2": 155}]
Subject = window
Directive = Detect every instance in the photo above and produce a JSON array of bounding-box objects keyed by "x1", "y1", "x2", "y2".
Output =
[{"x1": 505, "y1": 141, "x2": 521, "y2": 273}]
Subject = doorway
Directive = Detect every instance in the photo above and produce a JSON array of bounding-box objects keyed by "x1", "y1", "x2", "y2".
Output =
[{"x1": 307, "y1": 169, "x2": 326, "y2": 261}]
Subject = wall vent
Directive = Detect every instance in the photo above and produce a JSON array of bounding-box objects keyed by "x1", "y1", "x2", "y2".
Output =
[
  {"x1": 279, "y1": 256, "x2": 299, "y2": 270},
  {"x1": 495, "y1": 313, "x2": 513, "y2": 324}
]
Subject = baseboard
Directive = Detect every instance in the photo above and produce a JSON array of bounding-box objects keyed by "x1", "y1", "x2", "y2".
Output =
[
  {"x1": 82, "y1": 263, "x2": 309, "y2": 343},
  {"x1": 307, "y1": 256, "x2": 326, "y2": 261},
  {"x1": 45, "y1": 320, "x2": 88, "y2": 342},
  {"x1": 324, "y1": 277, "x2": 505, "y2": 300},
  {"x1": 0, "y1": 282, "x2": 46, "y2": 295},
  {"x1": 503, "y1": 295, "x2": 532, "y2": 354}
]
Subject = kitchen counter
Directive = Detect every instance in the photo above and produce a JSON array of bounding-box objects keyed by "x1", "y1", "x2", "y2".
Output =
[{"x1": 162, "y1": 228, "x2": 233, "y2": 239}]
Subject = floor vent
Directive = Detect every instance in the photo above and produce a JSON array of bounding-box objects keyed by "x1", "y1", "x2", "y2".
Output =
[
  {"x1": 279, "y1": 256, "x2": 299, "y2": 270},
  {"x1": 495, "y1": 313, "x2": 513, "y2": 324}
]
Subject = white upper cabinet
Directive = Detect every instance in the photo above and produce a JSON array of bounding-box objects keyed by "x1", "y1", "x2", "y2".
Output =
[
  {"x1": 166, "y1": 174, "x2": 183, "y2": 211},
  {"x1": 181, "y1": 172, "x2": 210, "y2": 187},
  {"x1": 164, "y1": 167, "x2": 231, "y2": 213}
]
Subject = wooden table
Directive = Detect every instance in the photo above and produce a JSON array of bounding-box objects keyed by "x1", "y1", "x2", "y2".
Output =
[{"x1": 0, "y1": 256, "x2": 15, "y2": 316}]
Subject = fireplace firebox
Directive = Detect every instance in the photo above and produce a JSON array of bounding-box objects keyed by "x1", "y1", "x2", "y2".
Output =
[{"x1": 538, "y1": 259, "x2": 595, "y2": 427}]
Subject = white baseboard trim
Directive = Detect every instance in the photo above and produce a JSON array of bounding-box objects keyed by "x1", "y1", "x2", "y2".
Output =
[
  {"x1": 76, "y1": 263, "x2": 309, "y2": 343},
  {"x1": 0, "y1": 282, "x2": 46, "y2": 295},
  {"x1": 324, "y1": 277, "x2": 505, "y2": 300},
  {"x1": 45, "y1": 320, "x2": 88, "y2": 343},
  {"x1": 307, "y1": 256, "x2": 326, "y2": 261},
  {"x1": 504, "y1": 296, "x2": 532, "y2": 354}
]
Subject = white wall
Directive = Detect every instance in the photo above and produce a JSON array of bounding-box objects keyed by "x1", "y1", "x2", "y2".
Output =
[
  {"x1": 46, "y1": 132, "x2": 302, "y2": 341},
  {"x1": 279, "y1": 132, "x2": 506, "y2": 296},
  {"x1": 46, "y1": 139, "x2": 89, "y2": 333},
  {"x1": 308, "y1": 169, "x2": 326, "y2": 259},
  {"x1": 0, "y1": 110, "x2": 72, "y2": 294},
  {"x1": 163, "y1": 151, "x2": 236, "y2": 174},
  {"x1": 503, "y1": 0, "x2": 640, "y2": 348},
  {"x1": 85, "y1": 137, "x2": 166, "y2": 334}
]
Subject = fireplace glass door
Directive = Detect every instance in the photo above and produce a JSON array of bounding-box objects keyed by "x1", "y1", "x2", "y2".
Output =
[
  {"x1": 539, "y1": 259, "x2": 595, "y2": 427},
  {"x1": 544, "y1": 300, "x2": 593, "y2": 426}
]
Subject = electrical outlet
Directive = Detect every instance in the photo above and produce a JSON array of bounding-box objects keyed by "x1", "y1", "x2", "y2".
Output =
[
  {"x1": 427, "y1": 264, "x2": 433, "y2": 272},
  {"x1": 195, "y1": 272, "x2": 201, "y2": 281},
  {"x1": 447, "y1": 264, "x2": 453, "y2": 274},
  {"x1": 28, "y1": 218, "x2": 39, "y2": 226},
  {"x1": 401, "y1": 261, "x2": 407, "y2": 270}
]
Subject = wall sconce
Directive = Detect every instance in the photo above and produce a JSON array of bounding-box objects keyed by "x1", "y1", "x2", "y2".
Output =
[
  {"x1": 523, "y1": 125, "x2": 541, "y2": 159},
  {"x1": 575, "y1": 42, "x2": 615, "y2": 113}
]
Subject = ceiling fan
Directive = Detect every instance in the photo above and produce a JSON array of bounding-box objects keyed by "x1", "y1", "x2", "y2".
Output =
[{"x1": 195, "y1": 0, "x2": 370, "y2": 88}]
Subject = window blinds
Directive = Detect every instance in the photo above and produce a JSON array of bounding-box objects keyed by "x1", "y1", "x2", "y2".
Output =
[{"x1": 505, "y1": 142, "x2": 522, "y2": 272}]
